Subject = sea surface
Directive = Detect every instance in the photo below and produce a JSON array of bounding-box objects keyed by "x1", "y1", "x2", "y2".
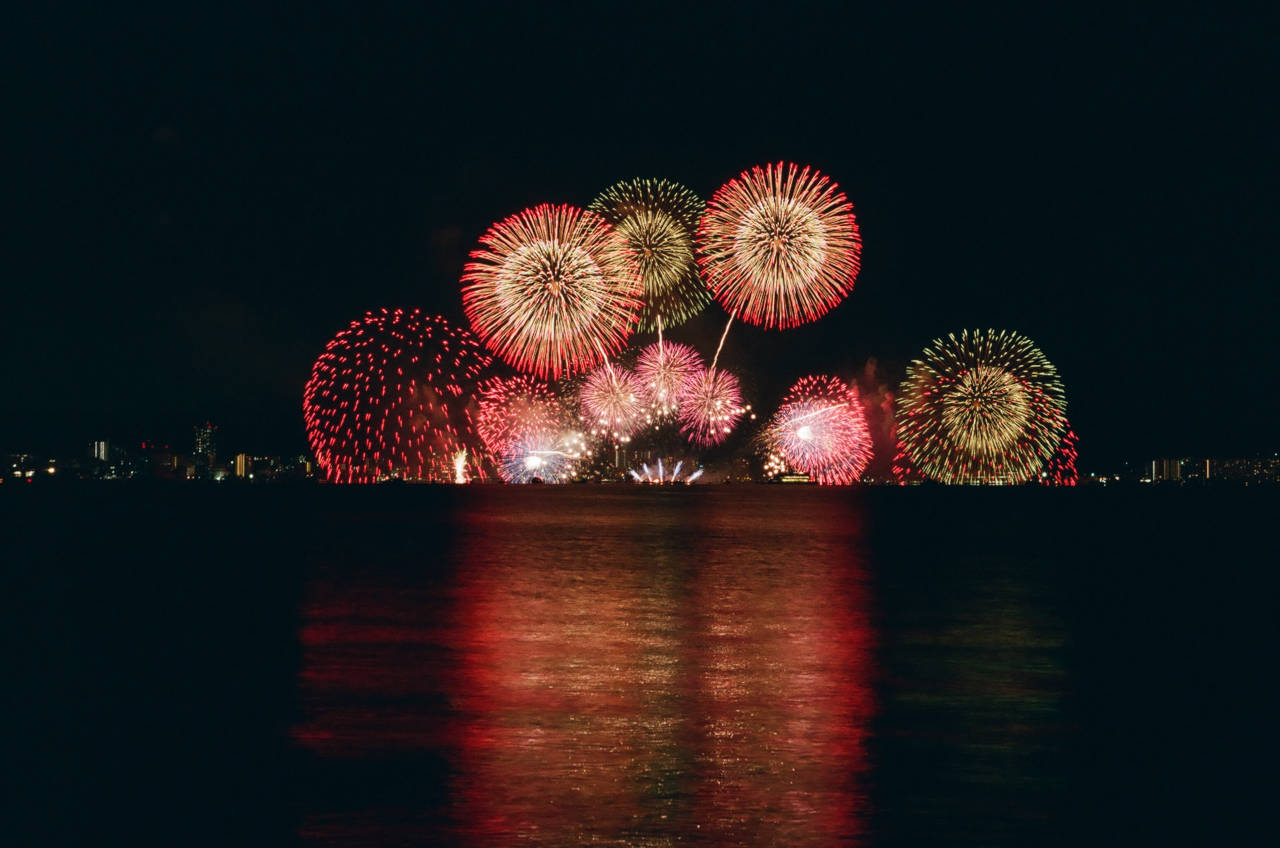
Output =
[{"x1": 7, "y1": 484, "x2": 1276, "y2": 846}]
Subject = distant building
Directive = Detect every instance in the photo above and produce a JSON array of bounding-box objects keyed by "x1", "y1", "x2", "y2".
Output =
[
  {"x1": 194, "y1": 421, "x2": 218, "y2": 467},
  {"x1": 1151, "y1": 459, "x2": 1181, "y2": 482},
  {"x1": 90, "y1": 440, "x2": 110, "y2": 462},
  {"x1": 235, "y1": 453, "x2": 252, "y2": 479},
  {"x1": 138, "y1": 440, "x2": 178, "y2": 480}
]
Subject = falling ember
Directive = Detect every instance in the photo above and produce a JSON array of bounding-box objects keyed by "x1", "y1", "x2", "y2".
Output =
[
  {"x1": 895, "y1": 329, "x2": 1067, "y2": 485},
  {"x1": 302, "y1": 309, "x2": 490, "y2": 484},
  {"x1": 697, "y1": 162, "x2": 861, "y2": 329},
  {"x1": 461, "y1": 203, "x2": 644, "y2": 379}
]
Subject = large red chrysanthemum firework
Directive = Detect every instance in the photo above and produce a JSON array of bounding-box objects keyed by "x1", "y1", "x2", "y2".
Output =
[
  {"x1": 697, "y1": 162, "x2": 861, "y2": 329},
  {"x1": 461, "y1": 203, "x2": 644, "y2": 379},
  {"x1": 303, "y1": 309, "x2": 491, "y2": 483},
  {"x1": 766, "y1": 376, "x2": 872, "y2": 485}
]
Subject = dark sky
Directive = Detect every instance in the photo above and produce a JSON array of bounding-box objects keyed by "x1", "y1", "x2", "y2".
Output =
[{"x1": 6, "y1": 3, "x2": 1275, "y2": 467}]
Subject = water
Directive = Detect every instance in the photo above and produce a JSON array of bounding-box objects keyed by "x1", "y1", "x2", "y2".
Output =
[{"x1": 7, "y1": 485, "x2": 1276, "y2": 846}]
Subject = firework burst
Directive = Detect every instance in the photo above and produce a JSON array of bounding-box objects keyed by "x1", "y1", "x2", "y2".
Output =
[
  {"x1": 634, "y1": 341, "x2": 704, "y2": 418},
  {"x1": 498, "y1": 428, "x2": 589, "y2": 484},
  {"x1": 697, "y1": 162, "x2": 861, "y2": 329},
  {"x1": 302, "y1": 309, "x2": 491, "y2": 483},
  {"x1": 895, "y1": 329, "x2": 1067, "y2": 485},
  {"x1": 765, "y1": 375, "x2": 872, "y2": 485},
  {"x1": 589, "y1": 178, "x2": 708, "y2": 331},
  {"x1": 678, "y1": 367, "x2": 747, "y2": 447},
  {"x1": 1037, "y1": 426, "x2": 1079, "y2": 486},
  {"x1": 476, "y1": 375, "x2": 562, "y2": 455},
  {"x1": 461, "y1": 203, "x2": 643, "y2": 379},
  {"x1": 629, "y1": 458, "x2": 704, "y2": 485},
  {"x1": 580, "y1": 364, "x2": 647, "y2": 441}
]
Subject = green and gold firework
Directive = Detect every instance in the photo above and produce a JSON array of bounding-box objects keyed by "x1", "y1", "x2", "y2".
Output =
[
  {"x1": 589, "y1": 178, "x2": 708, "y2": 332},
  {"x1": 895, "y1": 329, "x2": 1067, "y2": 485}
]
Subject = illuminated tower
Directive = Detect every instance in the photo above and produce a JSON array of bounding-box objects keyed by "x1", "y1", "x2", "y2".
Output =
[{"x1": 194, "y1": 421, "x2": 218, "y2": 467}]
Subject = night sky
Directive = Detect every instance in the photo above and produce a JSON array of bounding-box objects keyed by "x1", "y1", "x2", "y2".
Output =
[{"x1": 7, "y1": 4, "x2": 1275, "y2": 467}]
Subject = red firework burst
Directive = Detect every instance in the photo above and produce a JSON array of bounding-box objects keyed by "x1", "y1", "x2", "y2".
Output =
[
  {"x1": 461, "y1": 203, "x2": 644, "y2": 379},
  {"x1": 1037, "y1": 426, "x2": 1079, "y2": 486},
  {"x1": 476, "y1": 375, "x2": 563, "y2": 455},
  {"x1": 697, "y1": 162, "x2": 861, "y2": 329},
  {"x1": 580, "y1": 364, "x2": 646, "y2": 441},
  {"x1": 633, "y1": 341, "x2": 704, "y2": 416},
  {"x1": 766, "y1": 376, "x2": 872, "y2": 485},
  {"x1": 302, "y1": 309, "x2": 491, "y2": 483},
  {"x1": 678, "y1": 367, "x2": 746, "y2": 447}
]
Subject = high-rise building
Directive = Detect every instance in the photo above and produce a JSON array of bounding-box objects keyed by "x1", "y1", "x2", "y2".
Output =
[
  {"x1": 194, "y1": 421, "x2": 218, "y2": 466},
  {"x1": 235, "y1": 453, "x2": 251, "y2": 479},
  {"x1": 90, "y1": 440, "x2": 110, "y2": 461}
]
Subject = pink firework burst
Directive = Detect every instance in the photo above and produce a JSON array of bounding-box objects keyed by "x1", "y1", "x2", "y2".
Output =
[
  {"x1": 634, "y1": 341, "x2": 704, "y2": 416},
  {"x1": 580, "y1": 364, "x2": 646, "y2": 441},
  {"x1": 766, "y1": 375, "x2": 872, "y2": 485},
  {"x1": 678, "y1": 367, "x2": 745, "y2": 447},
  {"x1": 461, "y1": 203, "x2": 644, "y2": 379},
  {"x1": 697, "y1": 162, "x2": 861, "y2": 329}
]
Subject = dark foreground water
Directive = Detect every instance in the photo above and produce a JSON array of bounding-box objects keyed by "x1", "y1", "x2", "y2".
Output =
[{"x1": 7, "y1": 485, "x2": 1277, "y2": 846}]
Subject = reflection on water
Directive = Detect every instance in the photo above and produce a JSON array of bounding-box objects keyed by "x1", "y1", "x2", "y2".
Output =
[
  {"x1": 12, "y1": 486, "x2": 1268, "y2": 846},
  {"x1": 871, "y1": 556, "x2": 1068, "y2": 845},
  {"x1": 295, "y1": 489, "x2": 874, "y2": 846}
]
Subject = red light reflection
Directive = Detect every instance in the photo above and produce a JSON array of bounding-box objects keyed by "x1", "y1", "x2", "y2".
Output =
[{"x1": 294, "y1": 492, "x2": 875, "y2": 846}]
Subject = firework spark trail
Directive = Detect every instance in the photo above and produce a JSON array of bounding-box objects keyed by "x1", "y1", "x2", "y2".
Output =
[
  {"x1": 709, "y1": 313, "x2": 735, "y2": 372},
  {"x1": 697, "y1": 162, "x2": 861, "y2": 330},
  {"x1": 302, "y1": 309, "x2": 491, "y2": 483},
  {"x1": 462, "y1": 203, "x2": 643, "y2": 379},
  {"x1": 895, "y1": 329, "x2": 1067, "y2": 484},
  {"x1": 630, "y1": 459, "x2": 703, "y2": 484},
  {"x1": 589, "y1": 178, "x2": 709, "y2": 332}
]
